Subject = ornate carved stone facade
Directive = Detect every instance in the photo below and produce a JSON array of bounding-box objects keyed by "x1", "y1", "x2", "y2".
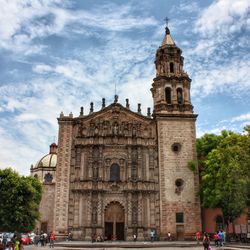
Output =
[
  {"x1": 55, "y1": 103, "x2": 159, "y2": 240},
  {"x1": 31, "y1": 25, "x2": 201, "y2": 240}
]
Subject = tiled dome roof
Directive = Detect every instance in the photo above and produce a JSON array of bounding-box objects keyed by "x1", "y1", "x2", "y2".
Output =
[
  {"x1": 33, "y1": 143, "x2": 58, "y2": 169},
  {"x1": 34, "y1": 153, "x2": 57, "y2": 169}
]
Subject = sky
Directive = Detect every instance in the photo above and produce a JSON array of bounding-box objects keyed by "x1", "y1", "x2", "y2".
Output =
[{"x1": 0, "y1": 0, "x2": 249, "y2": 176}]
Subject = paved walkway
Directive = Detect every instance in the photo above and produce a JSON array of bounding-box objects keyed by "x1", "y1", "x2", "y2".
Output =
[{"x1": 23, "y1": 241, "x2": 250, "y2": 250}]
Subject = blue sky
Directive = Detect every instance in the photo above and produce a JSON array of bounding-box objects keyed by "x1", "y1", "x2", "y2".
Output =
[{"x1": 0, "y1": 0, "x2": 249, "y2": 175}]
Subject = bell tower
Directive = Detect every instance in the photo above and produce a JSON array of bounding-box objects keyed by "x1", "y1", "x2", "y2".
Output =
[
  {"x1": 152, "y1": 25, "x2": 201, "y2": 239},
  {"x1": 152, "y1": 26, "x2": 193, "y2": 114}
]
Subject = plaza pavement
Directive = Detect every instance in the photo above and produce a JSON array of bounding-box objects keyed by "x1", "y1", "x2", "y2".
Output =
[{"x1": 23, "y1": 241, "x2": 250, "y2": 250}]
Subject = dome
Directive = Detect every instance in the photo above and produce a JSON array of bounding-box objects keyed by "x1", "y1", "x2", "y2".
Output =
[
  {"x1": 32, "y1": 143, "x2": 58, "y2": 169},
  {"x1": 34, "y1": 153, "x2": 57, "y2": 169}
]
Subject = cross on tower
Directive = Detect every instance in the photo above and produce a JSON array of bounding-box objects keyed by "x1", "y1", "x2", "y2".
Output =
[{"x1": 164, "y1": 17, "x2": 169, "y2": 27}]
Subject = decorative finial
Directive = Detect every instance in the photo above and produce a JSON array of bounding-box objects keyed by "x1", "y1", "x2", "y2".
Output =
[
  {"x1": 137, "y1": 103, "x2": 141, "y2": 114},
  {"x1": 114, "y1": 95, "x2": 118, "y2": 103},
  {"x1": 164, "y1": 16, "x2": 170, "y2": 34},
  {"x1": 80, "y1": 107, "x2": 84, "y2": 116},
  {"x1": 126, "y1": 98, "x2": 130, "y2": 109},
  {"x1": 147, "y1": 107, "x2": 151, "y2": 117},
  {"x1": 90, "y1": 102, "x2": 94, "y2": 113},
  {"x1": 102, "y1": 98, "x2": 106, "y2": 108}
]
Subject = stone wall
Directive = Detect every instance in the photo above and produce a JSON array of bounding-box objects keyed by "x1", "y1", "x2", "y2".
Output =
[
  {"x1": 157, "y1": 116, "x2": 201, "y2": 238},
  {"x1": 37, "y1": 183, "x2": 55, "y2": 233}
]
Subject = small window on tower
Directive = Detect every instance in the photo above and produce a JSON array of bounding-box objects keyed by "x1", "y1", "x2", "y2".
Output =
[
  {"x1": 170, "y1": 62, "x2": 174, "y2": 73},
  {"x1": 165, "y1": 87, "x2": 172, "y2": 104}
]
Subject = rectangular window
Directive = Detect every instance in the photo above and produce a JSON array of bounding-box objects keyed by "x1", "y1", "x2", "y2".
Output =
[{"x1": 176, "y1": 212, "x2": 184, "y2": 223}]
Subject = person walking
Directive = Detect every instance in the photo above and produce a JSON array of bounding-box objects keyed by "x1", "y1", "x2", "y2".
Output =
[
  {"x1": 133, "y1": 234, "x2": 137, "y2": 242},
  {"x1": 150, "y1": 230, "x2": 154, "y2": 242},
  {"x1": 202, "y1": 232, "x2": 210, "y2": 250},
  {"x1": 196, "y1": 231, "x2": 201, "y2": 244},
  {"x1": 214, "y1": 231, "x2": 219, "y2": 247},
  {"x1": 49, "y1": 232, "x2": 55, "y2": 248},
  {"x1": 15, "y1": 239, "x2": 20, "y2": 250},
  {"x1": 218, "y1": 230, "x2": 223, "y2": 246}
]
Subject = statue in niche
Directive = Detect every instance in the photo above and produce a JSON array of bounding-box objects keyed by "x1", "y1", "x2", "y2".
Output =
[
  {"x1": 90, "y1": 123, "x2": 95, "y2": 136},
  {"x1": 113, "y1": 122, "x2": 119, "y2": 135},
  {"x1": 124, "y1": 123, "x2": 129, "y2": 136},
  {"x1": 93, "y1": 163, "x2": 99, "y2": 180},
  {"x1": 143, "y1": 128, "x2": 149, "y2": 137},
  {"x1": 131, "y1": 165, "x2": 137, "y2": 180},
  {"x1": 132, "y1": 126, "x2": 137, "y2": 137},
  {"x1": 94, "y1": 125, "x2": 99, "y2": 135},
  {"x1": 99, "y1": 122, "x2": 103, "y2": 136},
  {"x1": 177, "y1": 89, "x2": 183, "y2": 104},
  {"x1": 78, "y1": 124, "x2": 87, "y2": 137},
  {"x1": 119, "y1": 122, "x2": 124, "y2": 136},
  {"x1": 132, "y1": 205, "x2": 138, "y2": 225},
  {"x1": 103, "y1": 121, "x2": 108, "y2": 136},
  {"x1": 78, "y1": 124, "x2": 82, "y2": 137},
  {"x1": 92, "y1": 207, "x2": 97, "y2": 224},
  {"x1": 82, "y1": 126, "x2": 87, "y2": 136},
  {"x1": 131, "y1": 149, "x2": 137, "y2": 162}
]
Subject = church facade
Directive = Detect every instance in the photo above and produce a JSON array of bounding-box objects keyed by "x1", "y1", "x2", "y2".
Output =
[{"x1": 31, "y1": 26, "x2": 201, "y2": 240}]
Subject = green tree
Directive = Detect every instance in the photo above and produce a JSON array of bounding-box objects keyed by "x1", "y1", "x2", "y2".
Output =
[
  {"x1": 0, "y1": 168, "x2": 42, "y2": 232},
  {"x1": 198, "y1": 128, "x2": 250, "y2": 228}
]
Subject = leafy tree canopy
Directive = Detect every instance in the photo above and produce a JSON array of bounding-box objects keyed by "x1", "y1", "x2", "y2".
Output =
[
  {"x1": 198, "y1": 127, "x2": 250, "y2": 226},
  {"x1": 0, "y1": 168, "x2": 42, "y2": 232}
]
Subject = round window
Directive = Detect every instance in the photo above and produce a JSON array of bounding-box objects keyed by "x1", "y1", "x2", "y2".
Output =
[
  {"x1": 172, "y1": 143, "x2": 181, "y2": 153},
  {"x1": 175, "y1": 178, "x2": 184, "y2": 188}
]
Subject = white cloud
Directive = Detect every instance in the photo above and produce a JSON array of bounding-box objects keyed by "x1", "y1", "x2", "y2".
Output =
[
  {"x1": 33, "y1": 64, "x2": 53, "y2": 73},
  {"x1": 232, "y1": 113, "x2": 250, "y2": 122},
  {"x1": 0, "y1": 0, "x2": 158, "y2": 54},
  {"x1": 189, "y1": 55, "x2": 250, "y2": 97},
  {"x1": 0, "y1": 125, "x2": 49, "y2": 175},
  {"x1": 195, "y1": 0, "x2": 250, "y2": 36}
]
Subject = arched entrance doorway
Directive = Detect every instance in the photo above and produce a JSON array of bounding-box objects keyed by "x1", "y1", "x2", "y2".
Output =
[{"x1": 105, "y1": 202, "x2": 125, "y2": 240}]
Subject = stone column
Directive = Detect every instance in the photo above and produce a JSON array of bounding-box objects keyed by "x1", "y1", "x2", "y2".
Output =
[
  {"x1": 54, "y1": 117, "x2": 73, "y2": 237},
  {"x1": 88, "y1": 148, "x2": 93, "y2": 178},
  {"x1": 137, "y1": 147, "x2": 142, "y2": 180},
  {"x1": 145, "y1": 149, "x2": 149, "y2": 180},
  {"x1": 81, "y1": 151, "x2": 85, "y2": 179},
  {"x1": 150, "y1": 193, "x2": 155, "y2": 227},
  {"x1": 172, "y1": 83, "x2": 177, "y2": 104},
  {"x1": 73, "y1": 193, "x2": 80, "y2": 228},
  {"x1": 127, "y1": 147, "x2": 132, "y2": 180}
]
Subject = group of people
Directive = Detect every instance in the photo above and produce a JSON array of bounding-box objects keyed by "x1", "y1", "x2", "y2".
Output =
[
  {"x1": 34, "y1": 232, "x2": 55, "y2": 248},
  {"x1": 1, "y1": 234, "x2": 23, "y2": 250},
  {"x1": 196, "y1": 230, "x2": 226, "y2": 250},
  {"x1": 91, "y1": 234, "x2": 105, "y2": 242}
]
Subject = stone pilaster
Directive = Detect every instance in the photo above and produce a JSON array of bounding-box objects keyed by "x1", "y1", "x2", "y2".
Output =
[{"x1": 54, "y1": 117, "x2": 73, "y2": 237}]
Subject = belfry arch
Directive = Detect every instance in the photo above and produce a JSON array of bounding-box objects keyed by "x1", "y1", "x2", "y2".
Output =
[{"x1": 104, "y1": 202, "x2": 125, "y2": 240}]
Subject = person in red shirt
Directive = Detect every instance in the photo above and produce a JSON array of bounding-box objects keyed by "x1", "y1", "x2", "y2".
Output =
[
  {"x1": 49, "y1": 232, "x2": 55, "y2": 248},
  {"x1": 195, "y1": 231, "x2": 201, "y2": 245},
  {"x1": 214, "y1": 231, "x2": 219, "y2": 247}
]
